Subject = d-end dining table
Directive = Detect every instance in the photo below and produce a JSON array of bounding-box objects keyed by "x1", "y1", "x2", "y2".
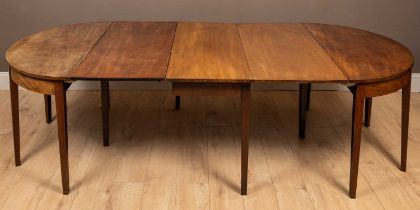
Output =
[{"x1": 5, "y1": 21, "x2": 414, "y2": 199}]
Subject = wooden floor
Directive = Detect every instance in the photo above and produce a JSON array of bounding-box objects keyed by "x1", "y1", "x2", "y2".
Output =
[{"x1": 0, "y1": 90, "x2": 419, "y2": 210}]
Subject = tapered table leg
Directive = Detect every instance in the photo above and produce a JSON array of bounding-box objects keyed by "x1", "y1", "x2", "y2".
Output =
[
  {"x1": 364, "y1": 98, "x2": 372, "y2": 127},
  {"x1": 9, "y1": 70, "x2": 21, "y2": 166},
  {"x1": 55, "y1": 82, "x2": 69, "y2": 195},
  {"x1": 299, "y1": 84, "x2": 308, "y2": 138},
  {"x1": 349, "y1": 86, "x2": 364, "y2": 199},
  {"x1": 241, "y1": 84, "x2": 250, "y2": 195},
  {"x1": 401, "y1": 76, "x2": 411, "y2": 172},
  {"x1": 175, "y1": 96, "x2": 180, "y2": 110},
  {"x1": 101, "y1": 80, "x2": 110, "y2": 147},
  {"x1": 306, "y1": 83, "x2": 311, "y2": 110},
  {"x1": 44, "y1": 95, "x2": 52, "y2": 124}
]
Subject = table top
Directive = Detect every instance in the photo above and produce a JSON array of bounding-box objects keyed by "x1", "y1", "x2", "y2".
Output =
[
  {"x1": 6, "y1": 21, "x2": 414, "y2": 83},
  {"x1": 166, "y1": 22, "x2": 250, "y2": 82},
  {"x1": 74, "y1": 21, "x2": 176, "y2": 80},
  {"x1": 238, "y1": 23, "x2": 347, "y2": 82},
  {"x1": 6, "y1": 22, "x2": 111, "y2": 80},
  {"x1": 304, "y1": 23, "x2": 414, "y2": 83}
]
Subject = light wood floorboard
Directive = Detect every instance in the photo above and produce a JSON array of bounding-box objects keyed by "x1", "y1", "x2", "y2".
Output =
[{"x1": 0, "y1": 90, "x2": 419, "y2": 210}]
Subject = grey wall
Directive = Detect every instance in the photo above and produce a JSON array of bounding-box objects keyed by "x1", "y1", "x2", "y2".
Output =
[{"x1": 1, "y1": 0, "x2": 419, "y2": 72}]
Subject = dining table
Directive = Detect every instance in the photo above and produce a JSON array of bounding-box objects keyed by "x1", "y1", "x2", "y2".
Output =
[{"x1": 5, "y1": 21, "x2": 414, "y2": 199}]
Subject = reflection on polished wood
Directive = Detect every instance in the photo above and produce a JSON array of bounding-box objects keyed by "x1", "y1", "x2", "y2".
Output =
[{"x1": 1, "y1": 90, "x2": 419, "y2": 209}]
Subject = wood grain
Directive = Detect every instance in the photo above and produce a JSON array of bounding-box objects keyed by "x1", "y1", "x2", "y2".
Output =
[
  {"x1": 6, "y1": 22, "x2": 415, "y2": 84},
  {"x1": 355, "y1": 71, "x2": 411, "y2": 98},
  {"x1": 167, "y1": 22, "x2": 251, "y2": 82},
  {"x1": 238, "y1": 24, "x2": 347, "y2": 82},
  {"x1": 54, "y1": 82, "x2": 70, "y2": 195},
  {"x1": 2, "y1": 90, "x2": 420, "y2": 208},
  {"x1": 9, "y1": 69, "x2": 20, "y2": 167},
  {"x1": 73, "y1": 21, "x2": 176, "y2": 80},
  {"x1": 6, "y1": 22, "x2": 111, "y2": 80},
  {"x1": 10, "y1": 69, "x2": 56, "y2": 95},
  {"x1": 304, "y1": 23, "x2": 414, "y2": 83}
]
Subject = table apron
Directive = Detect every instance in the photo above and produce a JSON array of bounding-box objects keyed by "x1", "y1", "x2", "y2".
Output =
[
  {"x1": 10, "y1": 69, "x2": 57, "y2": 95},
  {"x1": 349, "y1": 71, "x2": 412, "y2": 98}
]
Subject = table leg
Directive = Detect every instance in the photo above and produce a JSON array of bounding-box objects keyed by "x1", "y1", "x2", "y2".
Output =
[
  {"x1": 175, "y1": 96, "x2": 180, "y2": 110},
  {"x1": 9, "y1": 70, "x2": 21, "y2": 166},
  {"x1": 101, "y1": 80, "x2": 110, "y2": 147},
  {"x1": 44, "y1": 95, "x2": 52, "y2": 124},
  {"x1": 349, "y1": 86, "x2": 364, "y2": 199},
  {"x1": 364, "y1": 98, "x2": 372, "y2": 127},
  {"x1": 401, "y1": 76, "x2": 411, "y2": 172},
  {"x1": 299, "y1": 83, "x2": 309, "y2": 138},
  {"x1": 55, "y1": 82, "x2": 70, "y2": 195},
  {"x1": 306, "y1": 83, "x2": 311, "y2": 110},
  {"x1": 241, "y1": 84, "x2": 250, "y2": 195}
]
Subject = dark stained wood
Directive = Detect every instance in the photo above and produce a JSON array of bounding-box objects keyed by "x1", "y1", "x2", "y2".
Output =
[
  {"x1": 350, "y1": 85, "x2": 364, "y2": 199},
  {"x1": 299, "y1": 83, "x2": 311, "y2": 138},
  {"x1": 44, "y1": 95, "x2": 52, "y2": 124},
  {"x1": 172, "y1": 82, "x2": 242, "y2": 96},
  {"x1": 347, "y1": 71, "x2": 411, "y2": 198},
  {"x1": 299, "y1": 84, "x2": 309, "y2": 138},
  {"x1": 238, "y1": 24, "x2": 346, "y2": 82},
  {"x1": 101, "y1": 80, "x2": 110, "y2": 147},
  {"x1": 401, "y1": 72, "x2": 411, "y2": 172},
  {"x1": 6, "y1": 22, "x2": 111, "y2": 80},
  {"x1": 304, "y1": 23, "x2": 414, "y2": 83},
  {"x1": 364, "y1": 98, "x2": 372, "y2": 127},
  {"x1": 73, "y1": 21, "x2": 176, "y2": 80},
  {"x1": 241, "y1": 83, "x2": 250, "y2": 195},
  {"x1": 54, "y1": 82, "x2": 70, "y2": 195},
  {"x1": 175, "y1": 96, "x2": 180, "y2": 110},
  {"x1": 167, "y1": 22, "x2": 251, "y2": 82},
  {"x1": 306, "y1": 84, "x2": 311, "y2": 110},
  {"x1": 9, "y1": 68, "x2": 21, "y2": 166}
]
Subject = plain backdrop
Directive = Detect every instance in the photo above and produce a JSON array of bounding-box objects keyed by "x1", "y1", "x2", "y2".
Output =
[{"x1": 1, "y1": 0, "x2": 419, "y2": 72}]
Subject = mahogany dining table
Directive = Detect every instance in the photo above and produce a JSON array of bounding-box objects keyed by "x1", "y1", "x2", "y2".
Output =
[{"x1": 5, "y1": 21, "x2": 414, "y2": 199}]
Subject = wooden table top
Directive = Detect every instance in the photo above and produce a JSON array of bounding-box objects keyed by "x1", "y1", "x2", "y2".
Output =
[
  {"x1": 238, "y1": 23, "x2": 347, "y2": 82},
  {"x1": 6, "y1": 22, "x2": 111, "y2": 80},
  {"x1": 73, "y1": 21, "x2": 176, "y2": 80},
  {"x1": 6, "y1": 21, "x2": 414, "y2": 83},
  {"x1": 304, "y1": 23, "x2": 414, "y2": 83},
  {"x1": 166, "y1": 22, "x2": 250, "y2": 82}
]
